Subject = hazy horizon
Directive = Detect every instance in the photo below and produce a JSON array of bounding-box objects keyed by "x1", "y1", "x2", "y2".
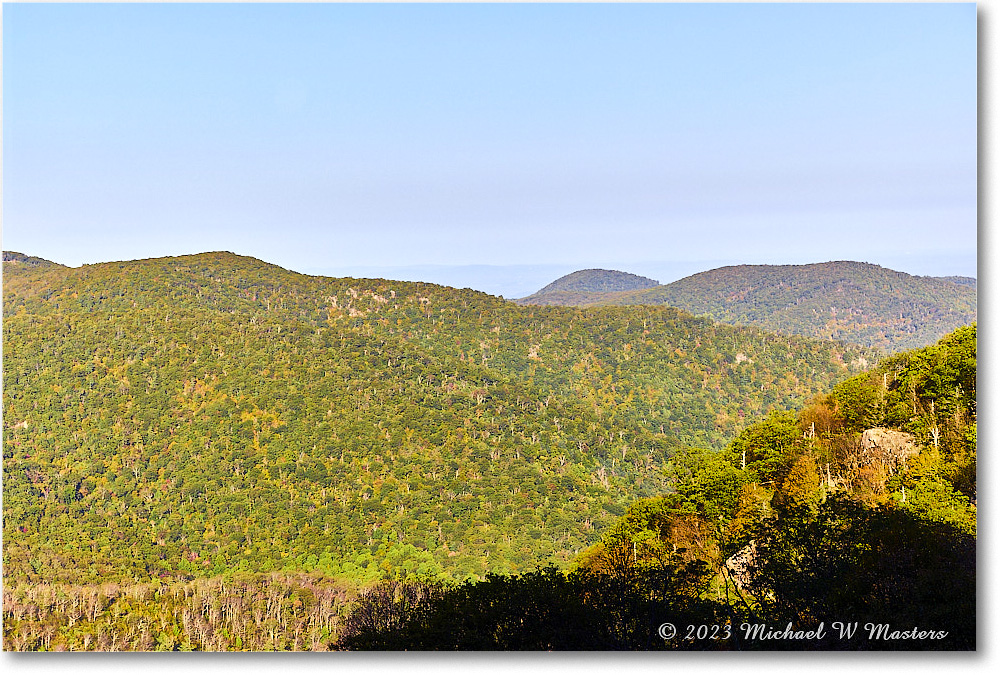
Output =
[
  {"x1": 3, "y1": 246, "x2": 977, "y2": 301},
  {"x1": 3, "y1": 3, "x2": 977, "y2": 295}
]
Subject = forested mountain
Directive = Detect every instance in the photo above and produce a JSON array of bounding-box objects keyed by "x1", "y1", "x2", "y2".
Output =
[
  {"x1": 2, "y1": 251, "x2": 874, "y2": 590},
  {"x1": 336, "y1": 325, "x2": 977, "y2": 650},
  {"x1": 935, "y1": 275, "x2": 977, "y2": 289},
  {"x1": 1, "y1": 251, "x2": 975, "y2": 649},
  {"x1": 517, "y1": 269, "x2": 659, "y2": 306},
  {"x1": 518, "y1": 261, "x2": 977, "y2": 353}
]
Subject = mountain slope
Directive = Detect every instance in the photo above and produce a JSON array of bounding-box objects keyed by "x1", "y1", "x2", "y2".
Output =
[
  {"x1": 570, "y1": 324, "x2": 976, "y2": 649},
  {"x1": 518, "y1": 269, "x2": 659, "y2": 306},
  {"x1": 2, "y1": 251, "x2": 64, "y2": 268},
  {"x1": 533, "y1": 268, "x2": 660, "y2": 293},
  {"x1": 935, "y1": 275, "x2": 977, "y2": 289},
  {"x1": 3, "y1": 252, "x2": 873, "y2": 584},
  {"x1": 519, "y1": 261, "x2": 976, "y2": 352}
]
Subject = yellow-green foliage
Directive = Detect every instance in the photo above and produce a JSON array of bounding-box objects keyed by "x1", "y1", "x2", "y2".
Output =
[
  {"x1": 3, "y1": 252, "x2": 869, "y2": 585},
  {"x1": 524, "y1": 261, "x2": 977, "y2": 353},
  {"x1": 583, "y1": 324, "x2": 976, "y2": 616}
]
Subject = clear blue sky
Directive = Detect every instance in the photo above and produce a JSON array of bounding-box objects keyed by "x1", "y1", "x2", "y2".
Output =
[{"x1": 3, "y1": 2, "x2": 978, "y2": 282}]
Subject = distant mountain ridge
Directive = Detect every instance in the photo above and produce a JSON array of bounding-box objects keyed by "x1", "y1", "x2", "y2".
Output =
[
  {"x1": 516, "y1": 269, "x2": 660, "y2": 308},
  {"x1": 533, "y1": 269, "x2": 660, "y2": 294},
  {"x1": 518, "y1": 261, "x2": 976, "y2": 353}
]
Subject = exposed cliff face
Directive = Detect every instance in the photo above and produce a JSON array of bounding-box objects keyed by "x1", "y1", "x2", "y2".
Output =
[{"x1": 859, "y1": 428, "x2": 919, "y2": 473}]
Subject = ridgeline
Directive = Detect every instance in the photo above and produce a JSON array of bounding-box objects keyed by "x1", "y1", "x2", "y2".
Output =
[{"x1": 518, "y1": 261, "x2": 976, "y2": 353}]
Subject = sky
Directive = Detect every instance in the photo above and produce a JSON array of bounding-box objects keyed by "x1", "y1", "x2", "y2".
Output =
[{"x1": 2, "y1": 2, "x2": 978, "y2": 296}]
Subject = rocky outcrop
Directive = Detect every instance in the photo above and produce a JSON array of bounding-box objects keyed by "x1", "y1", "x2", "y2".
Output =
[
  {"x1": 725, "y1": 541, "x2": 757, "y2": 592},
  {"x1": 859, "y1": 428, "x2": 919, "y2": 473}
]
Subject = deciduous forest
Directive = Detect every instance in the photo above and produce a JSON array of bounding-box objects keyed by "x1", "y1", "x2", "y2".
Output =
[
  {"x1": 518, "y1": 262, "x2": 977, "y2": 353},
  {"x1": 1, "y1": 252, "x2": 975, "y2": 650}
]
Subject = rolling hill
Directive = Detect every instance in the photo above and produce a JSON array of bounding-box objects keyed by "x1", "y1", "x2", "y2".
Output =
[
  {"x1": 517, "y1": 261, "x2": 976, "y2": 352},
  {"x1": 2, "y1": 251, "x2": 873, "y2": 585},
  {"x1": 516, "y1": 269, "x2": 659, "y2": 307},
  {"x1": 524, "y1": 268, "x2": 657, "y2": 294}
]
